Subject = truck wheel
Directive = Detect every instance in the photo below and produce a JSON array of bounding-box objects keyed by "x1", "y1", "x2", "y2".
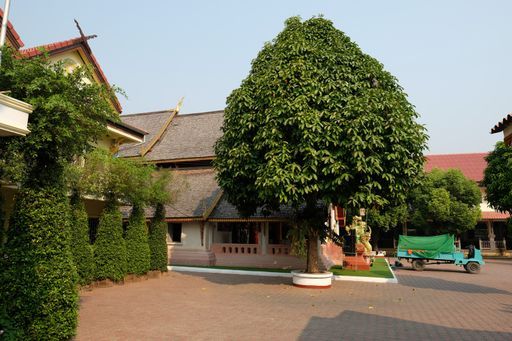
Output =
[
  {"x1": 412, "y1": 259, "x2": 425, "y2": 271},
  {"x1": 466, "y1": 262, "x2": 480, "y2": 274}
]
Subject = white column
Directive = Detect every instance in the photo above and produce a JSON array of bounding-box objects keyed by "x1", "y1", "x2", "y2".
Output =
[
  {"x1": 260, "y1": 222, "x2": 268, "y2": 255},
  {"x1": 487, "y1": 221, "x2": 495, "y2": 250}
]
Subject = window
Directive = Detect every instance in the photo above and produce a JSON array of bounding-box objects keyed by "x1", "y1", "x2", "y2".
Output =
[
  {"x1": 268, "y1": 222, "x2": 291, "y2": 244},
  {"x1": 167, "y1": 223, "x2": 182, "y2": 243},
  {"x1": 88, "y1": 218, "x2": 99, "y2": 244}
]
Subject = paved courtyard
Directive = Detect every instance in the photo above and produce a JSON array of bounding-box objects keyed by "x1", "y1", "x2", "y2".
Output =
[{"x1": 77, "y1": 259, "x2": 512, "y2": 340}]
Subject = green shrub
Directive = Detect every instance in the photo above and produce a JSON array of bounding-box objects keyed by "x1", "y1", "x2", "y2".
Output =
[
  {"x1": 0, "y1": 186, "x2": 78, "y2": 340},
  {"x1": 94, "y1": 204, "x2": 126, "y2": 281},
  {"x1": 0, "y1": 190, "x2": 4, "y2": 247},
  {"x1": 0, "y1": 305, "x2": 25, "y2": 341},
  {"x1": 148, "y1": 203, "x2": 168, "y2": 271},
  {"x1": 126, "y1": 204, "x2": 151, "y2": 275},
  {"x1": 69, "y1": 192, "x2": 95, "y2": 285}
]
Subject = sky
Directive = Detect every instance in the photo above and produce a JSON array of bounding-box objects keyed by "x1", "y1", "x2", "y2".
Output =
[{"x1": 9, "y1": 1, "x2": 512, "y2": 154}]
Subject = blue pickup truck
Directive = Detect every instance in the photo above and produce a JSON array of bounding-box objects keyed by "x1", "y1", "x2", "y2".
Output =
[{"x1": 396, "y1": 234, "x2": 484, "y2": 274}]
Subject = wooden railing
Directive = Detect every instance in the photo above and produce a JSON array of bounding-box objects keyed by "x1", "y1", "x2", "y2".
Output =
[
  {"x1": 211, "y1": 243, "x2": 260, "y2": 255},
  {"x1": 268, "y1": 244, "x2": 291, "y2": 255}
]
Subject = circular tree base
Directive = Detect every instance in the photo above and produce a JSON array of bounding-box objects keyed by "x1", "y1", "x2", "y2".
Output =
[{"x1": 291, "y1": 270, "x2": 333, "y2": 289}]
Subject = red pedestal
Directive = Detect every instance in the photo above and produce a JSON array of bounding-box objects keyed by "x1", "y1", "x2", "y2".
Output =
[{"x1": 343, "y1": 243, "x2": 370, "y2": 271}]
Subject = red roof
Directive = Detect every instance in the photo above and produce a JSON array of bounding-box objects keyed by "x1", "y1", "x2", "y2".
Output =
[
  {"x1": 424, "y1": 153, "x2": 488, "y2": 182},
  {"x1": 19, "y1": 35, "x2": 122, "y2": 113},
  {"x1": 481, "y1": 211, "x2": 510, "y2": 220},
  {"x1": 491, "y1": 113, "x2": 512, "y2": 134},
  {"x1": 19, "y1": 35, "x2": 96, "y2": 58},
  {"x1": 0, "y1": 8, "x2": 24, "y2": 49}
]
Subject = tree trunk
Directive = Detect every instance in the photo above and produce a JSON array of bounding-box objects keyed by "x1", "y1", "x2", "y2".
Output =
[
  {"x1": 372, "y1": 228, "x2": 381, "y2": 251},
  {"x1": 306, "y1": 229, "x2": 320, "y2": 273}
]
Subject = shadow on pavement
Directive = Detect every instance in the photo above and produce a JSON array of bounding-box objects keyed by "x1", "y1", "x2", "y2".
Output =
[
  {"x1": 397, "y1": 275, "x2": 511, "y2": 295},
  {"x1": 300, "y1": 310, "x2": 512, "y2": 341},
  {"x1": 173, "y1": 270, "x2": 291, "y2": 286}
]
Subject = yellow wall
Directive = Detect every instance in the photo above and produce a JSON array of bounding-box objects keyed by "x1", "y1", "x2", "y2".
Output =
[{"x1": 48, "y1": 50, "x2": 97, "y2": 84}]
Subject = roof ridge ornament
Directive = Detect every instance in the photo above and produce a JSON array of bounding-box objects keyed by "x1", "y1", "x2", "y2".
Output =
[{"x1": 139, "y1": 97, "x2": 184, "y2": 157}]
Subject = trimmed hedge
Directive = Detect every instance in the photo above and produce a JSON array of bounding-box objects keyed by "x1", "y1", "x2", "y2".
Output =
[
  {"x1": 94, "y1": 204, "x2": 127, "y2": 281},
  {"x1": 69, "y1": 192, "x2": 95, "y2": 285},
  {"x1": 148, "y1": 203, "x2": 168, "y2": 271},
  {"x1": 0, "y1": 186, "x2": 78, "y2": 340},
  {"x1": 126, "y1": 205, "x2": 151, "y2": 275},
  {"x1": 0, "y1": 190, "x2": 5, "y2": 247}
]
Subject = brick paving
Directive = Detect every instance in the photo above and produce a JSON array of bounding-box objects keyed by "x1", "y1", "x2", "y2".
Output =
[{"x1": 77, "y1": 259, "x2": 512, "y2": 340}]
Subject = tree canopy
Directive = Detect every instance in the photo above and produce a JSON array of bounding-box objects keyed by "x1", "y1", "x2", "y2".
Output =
[
  {"x1": 215, "y1": 16, "x2": 427, "y2": 215},
  {"x1": 409, "y1": 169, "x2": 481, "y2": 234},
  {"x1": 214, "y1": 16, "x2": 427, "y2": 272},
  {"x1": 483, "y1": 141, "x2": 512, "y2": 215}
]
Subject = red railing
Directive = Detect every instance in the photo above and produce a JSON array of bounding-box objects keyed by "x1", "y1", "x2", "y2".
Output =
[
  {"x1": 268, "y1": 244, "x2": 290, "y2": 255},
  {"x1": 211, "y1": 243, "x2": 260, "y2": 255}
]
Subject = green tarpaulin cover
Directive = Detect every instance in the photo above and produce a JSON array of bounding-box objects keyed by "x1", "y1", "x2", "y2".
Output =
[{"x1": 398, "y1": 234, "x2": 455, "y2": 258}]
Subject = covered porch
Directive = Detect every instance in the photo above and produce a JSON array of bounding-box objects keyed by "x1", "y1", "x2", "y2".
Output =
[{"x1": 209, "y1": 220, "x2": 305, "y2": 269}]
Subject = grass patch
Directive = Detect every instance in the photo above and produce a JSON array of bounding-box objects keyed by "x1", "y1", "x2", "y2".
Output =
[
  {"x1": 330, "y1": 258, "x2": 394, "y2": 278},
  {"x1": 171, "y1": 264, "x2": 292, "y2": 273}
]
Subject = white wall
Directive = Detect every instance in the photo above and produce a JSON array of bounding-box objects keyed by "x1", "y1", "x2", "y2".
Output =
[{"x1": 168, "y1": 222, "x2": 205, "y2": 250}]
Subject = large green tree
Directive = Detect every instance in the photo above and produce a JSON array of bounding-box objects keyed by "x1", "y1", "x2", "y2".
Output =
[
  {"x1": 483, "y1": 141, "x2": 512, "y2": 215},
  {"x1": 214, "y1": 17, "x2": 427, "y2": 273},
  {"x1": 0, "y1": 49, "x2": 116, "y2": 339},
  {"x1": 366, "y1": 204, "x2": 408, "y2": 249},
  {"x1": 409, "y1": 169, "x2": 481, "y2": 234}
]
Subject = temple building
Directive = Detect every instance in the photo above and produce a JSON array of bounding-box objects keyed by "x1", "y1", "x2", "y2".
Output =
[{"x1": 119, "y1": 110, "x2": 305, "y2": 269}]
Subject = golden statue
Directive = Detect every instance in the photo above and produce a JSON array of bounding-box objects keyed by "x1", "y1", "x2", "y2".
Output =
[{"x1": 346, "y1": 215, "x2": 372, "y2": 255}]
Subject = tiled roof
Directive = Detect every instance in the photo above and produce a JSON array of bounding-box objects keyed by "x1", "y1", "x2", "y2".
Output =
[
  {"x1": 424, "y1": 153, "x2": 488, "y2": 182},
  {"x1": 208, "y1": 196, "x2": 293, "y2": 220},
  {"x1": 19, "y1": 35, "x2": 95, "y2": 57},
  {"x1": 118, "y1": 110, "x2": 174, "y2": 157},
  {"x1": 165, "y1": 168, "x2": 221, "y2": 218},
  {"x1": 481, "y1": 211, "x2": 510, "y2": 220},
  {"x1": 119, "y1": 110, "x2": 224, "y2": 161},
  {"x1": 491, "y1": 113, "x2": 512, "y2": 134},
  {"x1": 19, "y1": 35, "x2": 122, "y2": 113},
  {"x1": 0, "y1": 9, "x2": 24, "y2": 49},
  {"x1": 122, "y1": 168, "x2": 221, "y2": 220}
]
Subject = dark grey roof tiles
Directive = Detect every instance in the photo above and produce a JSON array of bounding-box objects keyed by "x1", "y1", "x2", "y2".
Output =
[
  {"x1": 118, "y1": 110, "x2": 174, "y2": 157},
  {"x1": 208, "y1": 196, "x2": 294, "y2": 220},
  {"x1": 118, "y1": 110, "x2": 224, "y2": 161},
  {"x1": 165, "y1": 168, "x2": 221, "y2": 218}
]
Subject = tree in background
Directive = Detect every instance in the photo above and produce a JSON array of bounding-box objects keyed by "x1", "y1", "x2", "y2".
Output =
[
  {"x1": 148, "y1": 203, "x2": 169, "y2": 271},
  {"x1": 148, "y1": 171, "x2": 173, "y2": 272},
  {"x1": 125, "y1": 204, "x2": 151, "y2": 275},
  {"x1": 93, "y1": 200, "x2": 127, "y2": 281},
  {"x1": 366, "y1": 204, "x2": 408, "y2": 249},
  {"x1": 215, "y1": 17, "x2": 427, "y2": 273},
  {"x1": 0, "y1": 48, "x2": 116, "y2": 340},
  {"x1": 409, "y1": 169, "x2": 481, "y2": 235},
  {"x1": 483, "y1": 141, "x2": 512, "y2": 215}
]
